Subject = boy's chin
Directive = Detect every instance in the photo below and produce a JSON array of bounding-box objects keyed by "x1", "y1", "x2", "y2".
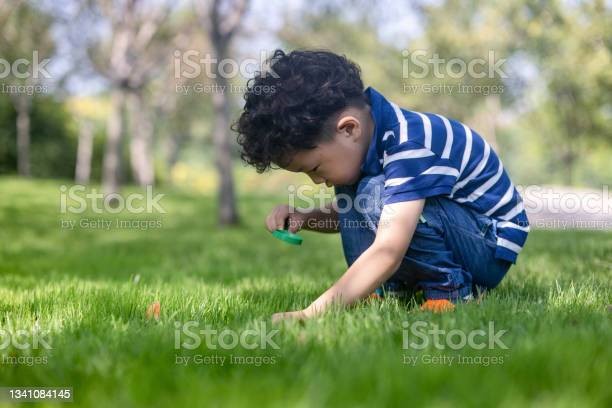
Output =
[
  {"x1": 348, "y1": 172, "x2": 366, "y2": 185},
  {"x1": 335, "y1": 175, "x2": 361, "y2": 187}
]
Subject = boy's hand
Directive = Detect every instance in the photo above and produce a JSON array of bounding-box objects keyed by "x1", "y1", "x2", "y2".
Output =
[
  {"x1": 265, "y1": 204, "x2": 306, "y2": 233},
  {"x1": 299, "y1": 199, "x2": 424, "y2": 318},
  {"x1": 271, "y1": 309, "x2": 308, "y2": 323}
]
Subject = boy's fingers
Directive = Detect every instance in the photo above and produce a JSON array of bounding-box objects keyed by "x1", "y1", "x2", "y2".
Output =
[
  {"x1": 274, "y1": 211, "x2": 287, "y2": 230},
  {"x1": 287, "y1": 216, "x2": 301, "y2": 233},
  {"x1": 265, "y1": 213, "x2": 272, "y2": 231},
  {"x1": 265, "y1": 205, "x2": 296, "y2": 232},
  {"x1": 265, "y1": 206, "x2": 288, "y2": 231},
  {"x1": 265, "y1": 216, "x2": 273, "y2": 232},
  {"x1": 265, "y1": 211, "x2": 278, "y2": 232}
]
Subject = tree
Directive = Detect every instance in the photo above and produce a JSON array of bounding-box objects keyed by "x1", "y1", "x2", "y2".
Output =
[
  {"x1": 86, "y1": 0, "x2": 180, "y2": 194},
  {"x1": 508, "y1": 0, "x2": 611, "y2": 184},
  {"x1": 0, "y1": 0, "x2": 55, "y2": 177},
  {"x1": 75, "y1": 119, "x2": 94, "y2": 184},
  {"x1": 195, "y1": 0, "x2": 249, "y2": 225}
]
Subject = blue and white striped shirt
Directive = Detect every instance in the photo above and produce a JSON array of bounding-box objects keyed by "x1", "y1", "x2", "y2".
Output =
[{"x1": 361, "y1": 87, "x2": 529, "y2": 263}]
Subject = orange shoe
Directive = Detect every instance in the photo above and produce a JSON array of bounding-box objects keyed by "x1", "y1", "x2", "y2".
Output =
[{"x1": 420, "y1": 299, "x2": 455, "y2": 313}]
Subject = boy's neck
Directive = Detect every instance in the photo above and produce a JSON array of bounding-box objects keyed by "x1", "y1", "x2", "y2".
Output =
[
  {"x1": 361, "y1": 104, "x2": 375, "y2": 152},
  {"x1": 364, "y1": 104, "x2": 375, "y2": 142}
]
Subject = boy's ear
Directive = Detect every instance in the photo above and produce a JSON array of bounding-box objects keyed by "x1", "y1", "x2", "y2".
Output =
[{"x1": 336, "y1": 115, "x2": 360, "y2": 139}]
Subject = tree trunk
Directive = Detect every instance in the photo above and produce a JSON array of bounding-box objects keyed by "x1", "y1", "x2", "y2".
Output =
[
  {"x1": 211, "y1": 72, "x2": 239, "y2": 225},
  {"x1": 75, "y1": 120, "x2": 94, "y2": 184},
  {"x1": 15, "y1": 94, "x2": 31, "y2": 177},
  {"x1": 103, "y1": 89, "x2": 125, "y2": 195},
  {"x1": 128, "y1": 91, "x2": 154, "y2": 186},
  {"x1": 200, "y1": 0, "x2": 248, "y2": 225}
]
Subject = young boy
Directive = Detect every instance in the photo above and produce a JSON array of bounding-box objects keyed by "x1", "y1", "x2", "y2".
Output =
[{"x1": 234, "y1": 50, "x2": 529, "y2": 321}]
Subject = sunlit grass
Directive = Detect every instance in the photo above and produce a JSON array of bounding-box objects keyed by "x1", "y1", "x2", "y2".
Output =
[{"x1": 0, "y1": 177, "x2": 610, "y2": 407}]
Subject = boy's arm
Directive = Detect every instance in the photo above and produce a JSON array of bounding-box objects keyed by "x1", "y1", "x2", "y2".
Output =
[
  {"x1": 267, "y1": 201, "x2": 339, "y2": 234},
  {"x1": 300, "y1": 200, "x2": 339, "y2": 233},
  {"x1": 272, "y1": 198, "x2": 425, "y2": 322}
]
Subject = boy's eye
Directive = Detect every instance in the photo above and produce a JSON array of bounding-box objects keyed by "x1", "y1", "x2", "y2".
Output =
[{"x1": 310, "y1": 165, "x2": 320, "y2": 173}]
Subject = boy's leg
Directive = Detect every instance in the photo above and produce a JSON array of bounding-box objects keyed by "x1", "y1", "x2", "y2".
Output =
[
  {"x1": 372, "y1": 193, "x2": 475, "y2": 301},
  {"x1": 391, "y1": 196, "x2": 513, "y2": 300},
  {"x1": 430, "y1": 197, "x2": 513, "y2": 294},
  {"x1": 336, "y1": 175, "x2": 512, "y2": 301},
  {"x1": 334, "y1": 181, "x2": 376, "y2": 268},
  {"x1": 335, "y1": 177, "x2": 409, "y2": 297}
]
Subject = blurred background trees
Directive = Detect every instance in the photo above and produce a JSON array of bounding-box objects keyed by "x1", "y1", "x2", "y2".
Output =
[
  {"x1": 0, "y1": 0, "x2": 610, "y2": 223},
  {"x1": 0, "y1": 0, "x2": 56, "y2": 177}
]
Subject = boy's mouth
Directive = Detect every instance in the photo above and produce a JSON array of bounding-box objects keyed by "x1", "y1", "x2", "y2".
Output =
[{"x1": 325, "y1": 181, "x2": 333, "y2": 187}]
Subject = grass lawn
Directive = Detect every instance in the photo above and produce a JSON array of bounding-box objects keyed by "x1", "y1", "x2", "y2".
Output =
[{"x1": 0, "y1": 176, "x2": 610, "y2": 407}]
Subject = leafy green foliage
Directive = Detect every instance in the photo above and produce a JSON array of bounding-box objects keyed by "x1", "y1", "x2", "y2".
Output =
[{"x1": 0, "y1": 95, "x2": 77, "y2": 177}]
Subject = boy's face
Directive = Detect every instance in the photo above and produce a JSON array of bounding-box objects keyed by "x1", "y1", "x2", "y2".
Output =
[{"x1": 284, "y1": 106, "x2": 374, "y2": 187}]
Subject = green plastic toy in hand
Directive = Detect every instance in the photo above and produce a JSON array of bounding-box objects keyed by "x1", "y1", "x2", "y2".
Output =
[
  {"x1": 271, "y1": 218, "x2": 303, "y2": 245},
  {"x1": 272, "y1": 229, "x2": 303, "y2": 245}
]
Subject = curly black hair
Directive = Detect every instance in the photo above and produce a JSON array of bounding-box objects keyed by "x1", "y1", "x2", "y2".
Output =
[{"x1": 233, "y1": 49, "x2": 367, "y2": 173}]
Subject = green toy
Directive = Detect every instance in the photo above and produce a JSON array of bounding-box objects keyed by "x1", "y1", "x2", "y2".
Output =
[{"x1": 272, "y1": 229, "x2": 303, "y2": 245}]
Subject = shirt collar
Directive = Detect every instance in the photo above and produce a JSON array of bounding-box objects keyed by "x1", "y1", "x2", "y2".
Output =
[{"x1": 360, "y1": 87, "x2": 387, "y2": 176}]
